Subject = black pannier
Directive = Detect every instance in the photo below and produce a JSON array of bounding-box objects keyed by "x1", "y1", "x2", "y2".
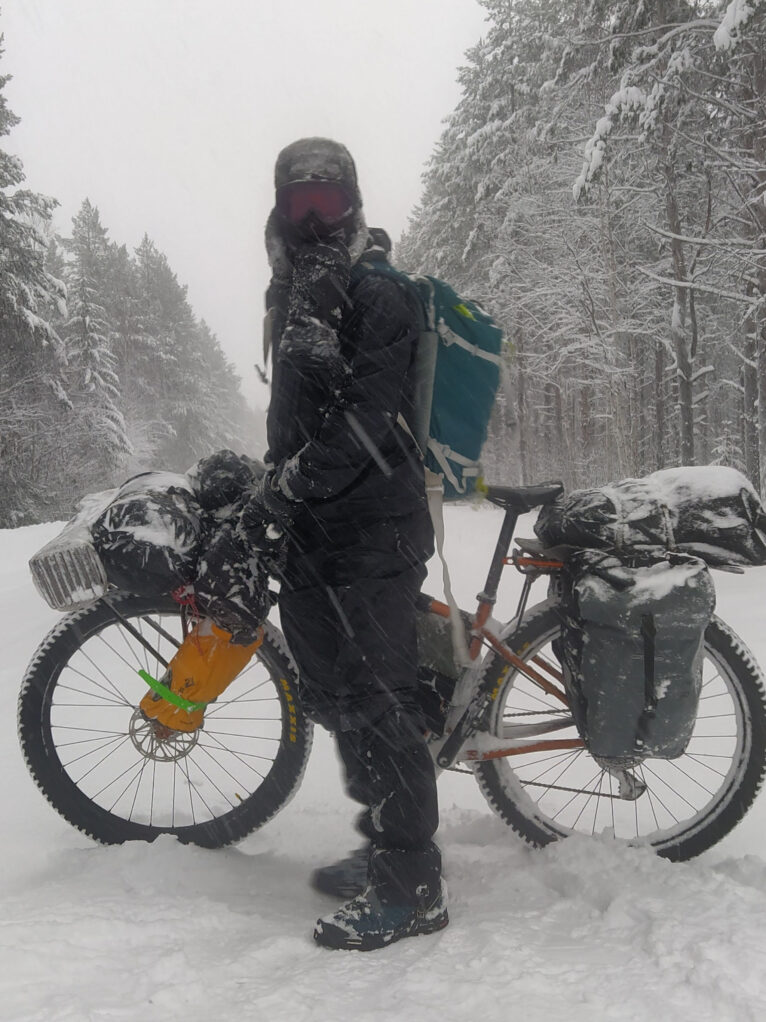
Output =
[
  {"x1": 555, "y1": 550, "x2": 716, "y2": 764},
  {"x1": 532, "y1": 465, "x2": 764, "y2": 765}
]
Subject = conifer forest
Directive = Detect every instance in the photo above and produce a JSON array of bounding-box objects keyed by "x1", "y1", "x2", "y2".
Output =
[
  {"x1": 400, "y1": 0, "x2": 766, "y2": 496},
  {"x1": 2, "y1": 2, "x2": 766, "y2": 528},
  {"x1": 0, "y1": 36, "x2": 253, "y2": 527}
]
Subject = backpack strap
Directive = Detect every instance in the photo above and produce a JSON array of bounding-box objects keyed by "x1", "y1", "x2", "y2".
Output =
[
  {"x1": 352, "y1": 257, "x2": 438, "y2": 458},
  {"x1": 425, "y1": 468, "x2": 471, "y2": 668},
  {"x1": 427, "y1": 440, "x2": 481, "y2": 497}
]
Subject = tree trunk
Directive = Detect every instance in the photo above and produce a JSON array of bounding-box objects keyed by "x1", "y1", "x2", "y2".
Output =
[
  {"x1": 655, "y1": 342, "x2": 666, "y2": 470},
  {"x1": 515, "y1": 329, "x2": 529, "y2": 485},
  {"x1": 757, "y1": 325, "x2": 766, "y2": 498},
  {"x1": 665, "y1": 172, "x2": 695, "y2": 465},
  {"x1": 742, "y1": 334, "x2": 760, "y2": 487}
]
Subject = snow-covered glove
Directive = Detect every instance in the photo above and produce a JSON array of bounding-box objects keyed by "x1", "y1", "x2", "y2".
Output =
[
  {"x1": 288, "y1": 239, "x2": 351, "y2": 326},
  {"x1": 194, "y1": 519, "x2": 273, "y2": 644},
  {"x1": 241, "y1": 471, "x2": 296, "y2": 534}
]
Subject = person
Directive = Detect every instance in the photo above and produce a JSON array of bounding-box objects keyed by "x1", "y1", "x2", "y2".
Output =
[{"x1": 246, "y1": 137, "x2": 447, "y2": 951}]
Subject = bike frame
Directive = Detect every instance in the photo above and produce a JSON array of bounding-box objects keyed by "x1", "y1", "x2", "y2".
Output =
[
  {"x1": 105, "y1": 489, "x2": 580, "y2": 771},
  {"x1": 429, "y1": 497, "x2": 585, "y2": 770}
]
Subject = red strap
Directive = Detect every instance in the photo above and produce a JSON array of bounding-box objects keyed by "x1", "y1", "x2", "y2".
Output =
[{"x1": 171, "y1": 584, "x2": 203, "y2": 648}]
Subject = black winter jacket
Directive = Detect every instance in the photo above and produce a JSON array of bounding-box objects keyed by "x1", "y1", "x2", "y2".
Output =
[{"x1": 266, "y1": 249, "x2": 426, "y2": 526}]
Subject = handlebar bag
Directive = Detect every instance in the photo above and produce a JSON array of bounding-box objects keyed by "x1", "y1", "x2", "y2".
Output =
[{"x1": 91, "y1": 472, "x2": 204, "y2": 598}]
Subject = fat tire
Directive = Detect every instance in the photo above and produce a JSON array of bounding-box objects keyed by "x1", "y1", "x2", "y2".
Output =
[
  {"x1": 18, "y1": 593, "x2": 312, "y2": 848},
  {"x1": 473, "y1": 603, "x2": 766, "y2": 861}
]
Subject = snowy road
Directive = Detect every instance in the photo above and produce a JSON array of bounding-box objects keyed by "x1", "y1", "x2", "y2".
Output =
[{"x1": 2, "y1": 510, "x2": 766, "y2": 1022}]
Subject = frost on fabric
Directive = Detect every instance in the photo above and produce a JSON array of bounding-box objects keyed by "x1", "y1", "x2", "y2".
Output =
[{"x1": 714, "y1": 0, "x2": 762, "y2": 51}]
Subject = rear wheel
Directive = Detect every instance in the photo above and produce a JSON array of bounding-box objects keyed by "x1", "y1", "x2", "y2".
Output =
[
  {"x1": 473, "y1": 603, "x2": 766, "y2": 860},
  {"x1": 18, "y1": 594, "x2": 312, "y2": 847}
]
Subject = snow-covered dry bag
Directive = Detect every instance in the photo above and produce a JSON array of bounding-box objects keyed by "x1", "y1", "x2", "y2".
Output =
[{"x1": 535, "y1": 466, "x2": 766, "y2": 567}]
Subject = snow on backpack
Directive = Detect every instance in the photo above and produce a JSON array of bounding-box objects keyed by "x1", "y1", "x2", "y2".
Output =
[{"x1": 352, "y1": 257, "x2": 504, "y2": 500}]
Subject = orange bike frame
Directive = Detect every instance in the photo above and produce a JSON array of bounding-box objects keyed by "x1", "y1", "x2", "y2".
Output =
[{"x1": 428, "y1": 548, "x2": 585, "y2": 763}]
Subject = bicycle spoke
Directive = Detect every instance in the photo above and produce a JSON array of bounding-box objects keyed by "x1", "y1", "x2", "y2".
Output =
[
  {"x1": 638, "y1": 764, "x2": 662, "y2": 830},
  {"x1": 58, "y1": 666, "x2": 133, "y2": 708},
  {"x1": 202, "y1": 731, "x2": 269, "y2": 781},
  {"x1": 518, "y1": 748, "x2": 583, "y2": 774},
  {"x1": 76, "y1": 643, "x2": 136, "y2": 706},
  {"x1": 60, "y1": 733, "x2": 127, "y2": 770},
  {"x1": 640, "y1": 763, "x2": 702, "y2": 813},
  {"x1": 660, "y1": 756, "x2": 718, "y2": 797},
  {"x1": 89, "y1": 746, "x2": 144, "y2": 799},
  {"x1": 566, "y1": 766, "x2": 607, "y2": 828},
  {"x1": 182, "y1": 749, "x2": 240, "y2": 811},
  {"x1": 591, "y1": 770, "x2": 607, "y2": 835},
  {"x1": 681, "y1": 751, "x2": 733, "y2": 764},
  {"x1": 638, "y1": 765, "x2": 682, "y2": 826},
  {"x1": 203, "y1": 684, "x2": 275, "y2": 719},
  {"x1": 127, "y1": 753, "x2": 152, "y2": 821},
  {"x1": 203, "y1": 728, "x2": 281, "y2": 743},
  {"x1": 192, "y1": 739, "x2": 260, "y2": 795},
  {"x1": 522, "y1": 748, "x2": 584, "y2": 785},
  {"x1": 196, "y1": 742, "x2": 276, "y2": 765},
  {"x1": 53, "y1": 724, "x2": 127, "y2": 736}
]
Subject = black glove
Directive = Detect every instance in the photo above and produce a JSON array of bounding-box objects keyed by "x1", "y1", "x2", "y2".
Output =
[
  {"x1": 288, "y1": 240, "x2": 351, "y2": 325},
  {"x1": 241, "y1": 471, "x2": 295, "y2": 533}
]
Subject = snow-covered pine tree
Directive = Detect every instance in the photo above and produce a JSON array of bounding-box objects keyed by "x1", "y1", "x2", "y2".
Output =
[
  {"x1": 0, "y1": 33, "x2": 67, "y2": 525},
  {"x1": 61, "y1": 200, "x2": 131, "y2": 496}
]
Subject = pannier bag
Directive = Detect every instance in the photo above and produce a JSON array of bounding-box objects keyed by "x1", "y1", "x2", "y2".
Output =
[
  {"x1": 535, "y1": 466, "x2": 766, "y2": 567},
  {"x1": 557, "y1": 550, "x2": 716, "y2": 763},
  {"x1": 352, "y1": 259, "x2": 504, "y2": 500}
]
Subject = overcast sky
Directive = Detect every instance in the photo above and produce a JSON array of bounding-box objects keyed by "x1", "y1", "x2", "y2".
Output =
[{"x1": 1, "y1": 0, "x2": 487, "y2": 409}]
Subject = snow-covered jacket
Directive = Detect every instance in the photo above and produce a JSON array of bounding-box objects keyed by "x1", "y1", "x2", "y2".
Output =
[{"x1": 265, "y1": 236, "x2": 426, "y2": 524}]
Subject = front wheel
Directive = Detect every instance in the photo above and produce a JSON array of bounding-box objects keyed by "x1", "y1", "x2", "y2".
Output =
[
  {"x1": 18, "y1": 593, "x2": 312, "y2": 847},
  {"x1": 473, "y1": 603, "x2": 766, "y2": 860}
]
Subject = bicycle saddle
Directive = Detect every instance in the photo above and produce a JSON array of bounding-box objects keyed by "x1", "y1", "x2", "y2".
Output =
[{"x1": 484, "y1": 481, "x2": 564, "y2": 513}]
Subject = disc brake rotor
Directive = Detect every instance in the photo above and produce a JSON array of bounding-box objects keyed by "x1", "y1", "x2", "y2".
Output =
[{"x1": 128, "y1": 707, "x2": 200, "y2": 762}]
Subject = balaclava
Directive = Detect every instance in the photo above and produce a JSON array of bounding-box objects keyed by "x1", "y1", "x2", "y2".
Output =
[{"x1": 266, "y1": 137, "x2": 370, "y2": 280}]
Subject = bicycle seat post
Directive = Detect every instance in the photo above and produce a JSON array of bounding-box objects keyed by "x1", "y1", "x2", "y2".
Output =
[
  {"x1": 469, "y1": 508, "x2": 519, "y2": 657},
  {"x1": 469, "y1": 482, "x2": 563, "y2": 659}
]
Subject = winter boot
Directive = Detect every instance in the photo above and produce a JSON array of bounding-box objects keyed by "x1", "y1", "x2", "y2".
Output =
[
  {"x1": 310, "y1": 846, "x2": 370, "y2": 899},
  {"x1": 313, "y1": 880, "x2": 448, "y2": 952}
]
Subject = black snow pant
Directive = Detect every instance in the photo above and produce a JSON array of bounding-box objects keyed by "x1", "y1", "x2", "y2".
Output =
[{"x1": 279, "y1": 508, "x2": 441, "y2": 904}]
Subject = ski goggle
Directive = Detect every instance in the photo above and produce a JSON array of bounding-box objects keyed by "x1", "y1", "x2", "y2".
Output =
[{"x1": 276, "y1": 180, "x2": 354, "y2": 225}]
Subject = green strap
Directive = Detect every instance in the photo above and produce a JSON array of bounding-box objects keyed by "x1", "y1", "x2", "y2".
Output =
[{"x1": 138, "y1": 669, "x2": 208, "y2": 713}]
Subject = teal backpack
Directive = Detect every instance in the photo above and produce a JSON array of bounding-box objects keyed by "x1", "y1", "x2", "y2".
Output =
[{"x1": 352, "y1": 258, "x2": 504, "y2": 500}]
